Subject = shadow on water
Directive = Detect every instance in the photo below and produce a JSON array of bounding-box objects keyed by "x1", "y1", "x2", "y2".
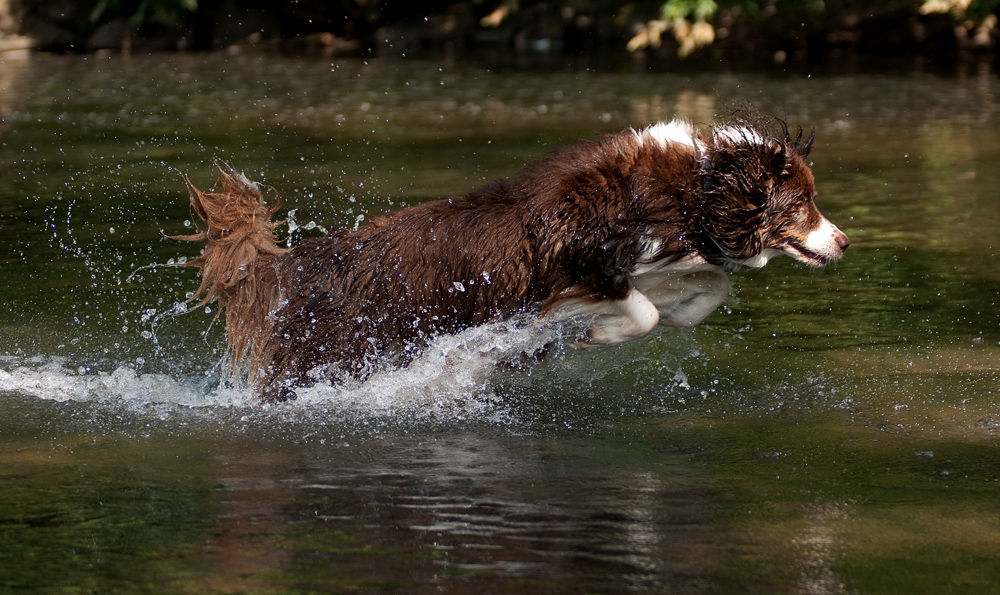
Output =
[{"x1": 0, "y1": 51, "x2": 999, "y2": 593}]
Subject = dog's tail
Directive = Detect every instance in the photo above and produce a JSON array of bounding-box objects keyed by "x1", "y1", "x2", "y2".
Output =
[{"x1": 171, "y1": 168, "x2": 287, "y2": 383}]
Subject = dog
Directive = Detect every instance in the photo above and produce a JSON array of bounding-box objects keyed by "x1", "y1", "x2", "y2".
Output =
[{"x1": 173, "y1": 114, "x2": 849, "y2": 402}]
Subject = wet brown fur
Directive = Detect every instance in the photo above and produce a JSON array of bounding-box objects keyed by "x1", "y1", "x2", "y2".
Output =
[
  {"x1": 170, "y1": 170, "x2": 287, "y2": 382},
  {"x1": 176, "y1": 118, "x2": 819, "y2": 402}
]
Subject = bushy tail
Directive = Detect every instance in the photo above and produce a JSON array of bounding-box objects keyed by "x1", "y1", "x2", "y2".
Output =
[{"x1": 171, "y1": 168, "x2": 287, "y2": 383}]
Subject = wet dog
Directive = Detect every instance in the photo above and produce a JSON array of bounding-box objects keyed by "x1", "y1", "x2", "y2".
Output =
[{"x1": 174, "y1": 115, "x2": 849, "y2": 401}]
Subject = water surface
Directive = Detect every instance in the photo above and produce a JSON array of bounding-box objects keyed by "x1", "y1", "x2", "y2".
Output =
[{"x1": 1, "y1": 52, "x2": 998, "y2": 594}]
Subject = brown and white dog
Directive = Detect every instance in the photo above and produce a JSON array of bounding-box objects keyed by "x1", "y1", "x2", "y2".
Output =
[{"x1": 174, "y1": 115, "x2": 849, "y2": 402}]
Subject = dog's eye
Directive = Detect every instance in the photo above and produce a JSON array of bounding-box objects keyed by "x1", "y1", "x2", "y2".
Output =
[{"x1": 778, "y1": 200, "x2": 811, "y2": 227}]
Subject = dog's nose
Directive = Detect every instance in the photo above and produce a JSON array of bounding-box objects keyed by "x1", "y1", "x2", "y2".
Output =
[{"x1": 835, "y1": 230, "x2": 850, "y2": 251}]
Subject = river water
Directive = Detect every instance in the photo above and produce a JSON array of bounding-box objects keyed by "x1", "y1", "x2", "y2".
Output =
[{"x1": 1, "y1": 51, "x2": 998, "y2": 594}]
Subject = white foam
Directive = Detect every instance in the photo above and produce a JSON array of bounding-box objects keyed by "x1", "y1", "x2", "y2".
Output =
[
  {"x1": 287, "y1": 316, "x2": 566, "y2": 422},
  {"x1": 0, "y1": 358, "x2": 250, "y2": 408},
  {"x1": 0, "y1": 316, "x2": 572, "y2": 424}
]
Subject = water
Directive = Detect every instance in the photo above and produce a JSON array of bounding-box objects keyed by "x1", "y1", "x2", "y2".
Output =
[{"x1": 2, "y1": 51, "x2": 999, "y2": 593}]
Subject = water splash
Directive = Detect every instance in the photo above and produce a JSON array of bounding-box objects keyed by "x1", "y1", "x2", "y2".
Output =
[
  {"x1": 0, "y1": 356, "x2": 246, "y2": 408},
  {"x1": 0, "y1": 314, "x2": 576, "y2": 426}
]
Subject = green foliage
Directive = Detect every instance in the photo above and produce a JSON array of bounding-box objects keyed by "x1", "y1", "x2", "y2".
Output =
[
  {"x1": 659, "y1": 0, "x2": 718, "y2": 21},
  {"x1": 968, "y1": 0, "x2": 1000, "y2": 18},
  {"x1": 89, "y1": 0, "x2": 198, "y2": 28},
  {"x1": 35, "y1": 0, "x2": 1000, "y2": 51}
]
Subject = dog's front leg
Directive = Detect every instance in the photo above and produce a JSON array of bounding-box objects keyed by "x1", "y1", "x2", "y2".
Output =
[
  {"x1": 572, "y1": 288, "x2": 660, "y2": 348},
  {"x1": 642, "y1": 270, "x2": 730, "y2": 328}
]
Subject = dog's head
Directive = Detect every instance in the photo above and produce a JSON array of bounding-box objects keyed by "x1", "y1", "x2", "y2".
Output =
[{"x1": 697, "y1": 122, "x2": 849, "y2": 270}]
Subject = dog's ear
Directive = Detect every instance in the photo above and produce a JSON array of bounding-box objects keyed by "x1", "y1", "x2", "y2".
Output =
[
  {"x1": 796, "y1": 127, "x2": 816, "y2": 158},
  {"x1": 767, "y1": 141, "x2": 789, "y2": 179}
]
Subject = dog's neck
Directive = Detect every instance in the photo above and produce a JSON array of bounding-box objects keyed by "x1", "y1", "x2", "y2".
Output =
[{"x1": 692, "y1": 153, "x2": 734, "y2": 269}]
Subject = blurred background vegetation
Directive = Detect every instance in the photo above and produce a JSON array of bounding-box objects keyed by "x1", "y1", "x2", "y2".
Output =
[{"x1": 0, "y1": 0, "x2": 997, "y2": 62}]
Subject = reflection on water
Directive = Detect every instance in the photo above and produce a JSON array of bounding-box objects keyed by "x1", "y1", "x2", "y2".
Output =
[
  {"x1": 2, "y1": 396, "x2": 719, "y2": 594},
  {"x1": 1, "y1": 52, "x2": 999, "y2": 593},
  {"x1": 202, "y1": 433, "x2": 718, "y2": 594}
]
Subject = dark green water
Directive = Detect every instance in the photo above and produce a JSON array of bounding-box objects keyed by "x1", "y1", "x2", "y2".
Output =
[{"x1": 1, "y1": 52, "x2": 998, "y2": 594}]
